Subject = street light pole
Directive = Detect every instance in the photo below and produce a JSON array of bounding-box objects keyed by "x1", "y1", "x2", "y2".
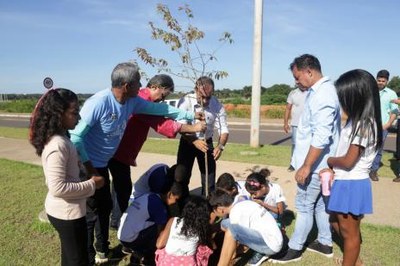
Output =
[{"x1": 250, "y1": 0, "x2": 263, "y2": 147}]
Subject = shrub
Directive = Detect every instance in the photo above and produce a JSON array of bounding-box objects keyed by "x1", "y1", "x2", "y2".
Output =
[
  {"x1": 262, "y1": 107, "x2": 285, "y2": 118},
  {"x1": 229, "y1": 97, "x2": 249, "y2": 105},
  {"x1": 0, "y1": 99, "x2": 37, "y2": 113},
  {"x1": 227, "y1": 108, "x2": 251, "y2": 118},
  {"x1": 224, "y1": 104, "x2": 285, "y2": 119}
]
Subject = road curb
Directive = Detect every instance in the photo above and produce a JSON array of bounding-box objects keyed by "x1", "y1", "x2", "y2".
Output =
[
  {"x1": 0, "y1": 113, "x2": 284, "y2": 126},
  {"x1": 0, "y1": 113, "x2": 31, "y2": 118}
]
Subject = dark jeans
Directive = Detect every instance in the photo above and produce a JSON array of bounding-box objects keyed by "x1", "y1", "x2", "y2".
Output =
[
  {"x1": 371, "y1": 130, "x2": 388, "y2": 171},
  {"x1": 108, "y1": 158, "x2": 132, "y2": 214},
  {"x1": 86, "y1": 165, "x2": 113, "y2": 265},
  {"x1": 176, "y1": 137, "x2": 216, "y2": 199},
  {"x1": 121, "y1": 224, "x2": 158, "y2": 256},
  {"x1": 48, "y1": 215, "x2": 88, "y2": 266}
]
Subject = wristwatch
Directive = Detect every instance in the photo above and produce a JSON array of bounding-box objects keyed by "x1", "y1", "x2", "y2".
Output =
[{"x1": 218, "y1": 144, "x2": 225, "y2": 151}]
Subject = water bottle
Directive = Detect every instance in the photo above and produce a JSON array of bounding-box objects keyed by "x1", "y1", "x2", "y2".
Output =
[{"x1": 319, "y1": 171, "x2": 332, "y2": 196}]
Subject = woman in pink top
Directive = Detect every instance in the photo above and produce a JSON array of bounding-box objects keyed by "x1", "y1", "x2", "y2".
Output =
[{"x1": 29, "y1": 88, "x2": 104, "y2": 266}]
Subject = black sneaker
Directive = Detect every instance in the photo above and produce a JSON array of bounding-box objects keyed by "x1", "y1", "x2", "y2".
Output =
[
  {"x1": 247, "y1": 251, "x2": 268, "y2": 266},
  {"x1": 110, "y1": 222, "x2": 119, "y2": 231},
  {"x1": 94, "y1": 251, "x2": 109, "y2": 264},
  {"x1": 270, "y1": 249, "x2": 302, "y2": 264},
  {"x1": 306, "y1": 240, "x2": 333, "y2": 258},
  {"x1": 369, "y1": 170, "x2": 379, "y2": 181},
  {"x1": 287, "y1": 165, "x2": 295, "y2": 172},
  {"x1": 121, "y1": 246, "x2": 133, "y2": 255}
]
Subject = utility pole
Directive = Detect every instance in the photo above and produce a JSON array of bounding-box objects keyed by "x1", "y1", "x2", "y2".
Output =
[{"x1": 250, "y1": 0, "x2": 263, "y2": 147}]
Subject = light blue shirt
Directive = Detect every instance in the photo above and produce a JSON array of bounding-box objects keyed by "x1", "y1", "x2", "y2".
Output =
[
  {"x1": 70, "y1": 88, "x2": 194, "y2": 168},
  {"x1": 291, "y1": 76, "x2": 341, "y2": 173},
  {"x1": 379, "y1": 87, "x2": 398, "y2": 125}
]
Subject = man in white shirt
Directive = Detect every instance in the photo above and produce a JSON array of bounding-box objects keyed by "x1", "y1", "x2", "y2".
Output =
[
  {"x1": 284, "y1": 88, "x2": 307, "y2": 172},
  {"x1": 176, "y1": 76, "x2": 229, "y2": 199}
]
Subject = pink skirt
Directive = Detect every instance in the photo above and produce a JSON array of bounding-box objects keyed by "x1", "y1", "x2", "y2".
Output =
[{"x1": 155, "y1": 245, "x2": 213, "y2": 266}]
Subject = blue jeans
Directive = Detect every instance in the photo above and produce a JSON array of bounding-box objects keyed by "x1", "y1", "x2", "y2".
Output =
[
  {"x1": 371, "y1": 130, "x2": 388, "y2": 171},
  {"x1": 221, "y1": 219, "x2": 276, "y2": 256},
  {"x1": 291, "y1": 126, "x2": 298, "y2": 159},
  {"x1": 288, "y1": 173, "x2": 331, "y2": 251}
]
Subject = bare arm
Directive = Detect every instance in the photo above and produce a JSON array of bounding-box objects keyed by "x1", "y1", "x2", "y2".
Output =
[
  {"x1": 253, "y1": 199, "x2": 284, "y2": 215},
  {"x1": 295, "y1": 146, "x2": 323, "y2": 185},
  {"x1": 213, "y1": 133, "x2": 229, "y2": 160},
  {"x1": 180, "y1": 121, "x2": 206, "y2": 133},
  {"x1": 156, "y1": 217, "x2": 174, "y2": 249},
  {"x1": 383, "y1": 113, "x2": 397, "y2": 131},
  {"x1": 327, "y1": 144, "x2": 363, "y2": 170},
  {"x1": 284, "y1": 103, "x2": 292, "y2": 133},
  {"x1": 391, "y1": 98, "x2": 400, "y2": 104}
]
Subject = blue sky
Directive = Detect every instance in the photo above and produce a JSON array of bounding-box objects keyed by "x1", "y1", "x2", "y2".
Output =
[{"x1": 1, "y1": 0, "x2": 399, "y2": 94}]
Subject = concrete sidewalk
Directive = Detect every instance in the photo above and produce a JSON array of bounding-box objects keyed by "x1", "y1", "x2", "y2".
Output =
[{"x1": 0, "y1": 137, "x2": 399, "y2": 228}]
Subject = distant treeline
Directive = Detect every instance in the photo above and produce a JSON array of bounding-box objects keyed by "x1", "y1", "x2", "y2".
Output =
[
  {"x1": 3, "y1": 74, "x2": 400, "y2": 104},
  {"x1": 2, "y1": 93, "x2": 94, "y2": 101},
  {"x1": 3, "y1": 76, "x2": 400, "y2": 119},
  {"x1": 1, "y1": 83, "x2": 295, "y2": 106},
  {"x1": 0, "y1": 85, "x2": 294, "y2": 118},
  {"x1": 170, "y1": 83, "x2": 294, "y2": 105}
]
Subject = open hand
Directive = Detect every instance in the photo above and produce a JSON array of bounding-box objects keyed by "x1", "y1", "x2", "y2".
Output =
[
  {"x1": 295, "y1": 165, "x2": 311, "y2": 185},
  {"x1": 193, "y1": 139, "x2": 208, "y2": 153}
]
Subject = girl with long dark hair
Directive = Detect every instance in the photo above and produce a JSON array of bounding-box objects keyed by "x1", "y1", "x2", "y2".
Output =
[
  {"x1": 29, "y1": 88, "x2": 104, "y2": 265},
  {"x1": 321, "y1": 69, "x2": 382, "y2": 265}
]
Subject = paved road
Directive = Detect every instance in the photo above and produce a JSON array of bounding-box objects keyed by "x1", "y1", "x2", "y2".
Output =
[{"x1": 1, "y1": 115, "x2": 397, "y2": 152}]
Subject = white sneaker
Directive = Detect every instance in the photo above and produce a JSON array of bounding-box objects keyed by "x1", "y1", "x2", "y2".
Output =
[
  {"x1": 95, "y1": 252, "x2": 109, "y2": 264},
  {"x1": 247, "y1": 251, "x2": 268, "y2": 266},
  {"x1": 38, "y1": 210, "x2": 50, "y2": 223}
]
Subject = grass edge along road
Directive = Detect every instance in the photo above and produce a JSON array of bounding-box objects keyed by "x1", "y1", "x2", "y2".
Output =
[{"x1": 0, "y1": 126, "x2": 398, "y2": 179}]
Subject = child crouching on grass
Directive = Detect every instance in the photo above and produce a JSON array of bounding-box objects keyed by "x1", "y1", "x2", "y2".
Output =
[
  {"x1": 244, "y1": 168, "x2": 287, "y2": 226},
  {"x1": 155, "y1": 195, "x2": 213, "y2": 266},
  {"x1": 117, "y1": 181, "x2": 182, "y2": 265},
  {"x1": 216, "y1": 172, "x2": 250, "y2": 203},
  {"x1": 209, "y1": 189, "x2": 283, "y2": 266}
]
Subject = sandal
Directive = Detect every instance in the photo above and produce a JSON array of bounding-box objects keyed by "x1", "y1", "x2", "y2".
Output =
[
  {"x1": 334, "y1": 257, "x2": 342, "y2": 265},
  {"x1": 334, "y1": 257, "x2": 364, "y2": 266}
]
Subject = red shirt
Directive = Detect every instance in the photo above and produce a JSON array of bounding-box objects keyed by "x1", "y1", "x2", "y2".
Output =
[{"x1": 113, "y1": 88, "x2": 181, "y2": 166}]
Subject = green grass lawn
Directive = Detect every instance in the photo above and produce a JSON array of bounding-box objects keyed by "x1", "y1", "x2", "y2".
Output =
[
  {"x1": 0, "y1": 159, "x2": 399, "y2": 265},
  {"x1": 1, "y1": 127, "x2": 400, "y2": 265}
]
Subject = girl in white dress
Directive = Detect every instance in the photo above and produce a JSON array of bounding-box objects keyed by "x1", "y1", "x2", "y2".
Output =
[{"x1": 155, "y1": 196, "x2": 213, "y2": 266}]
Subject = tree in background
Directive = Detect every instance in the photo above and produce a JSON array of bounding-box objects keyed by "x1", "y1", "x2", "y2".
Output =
[
  {"x1": 134, "y1": 3, "x2": 233, "y2": 85},
  {"x1": 388, "y1": 76, "x2": 400, "y2": 94}
]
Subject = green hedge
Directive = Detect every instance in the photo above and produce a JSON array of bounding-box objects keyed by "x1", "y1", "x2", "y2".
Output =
[{"x1": 0, "y1": 99, "x2": 37, "y2": 113}]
